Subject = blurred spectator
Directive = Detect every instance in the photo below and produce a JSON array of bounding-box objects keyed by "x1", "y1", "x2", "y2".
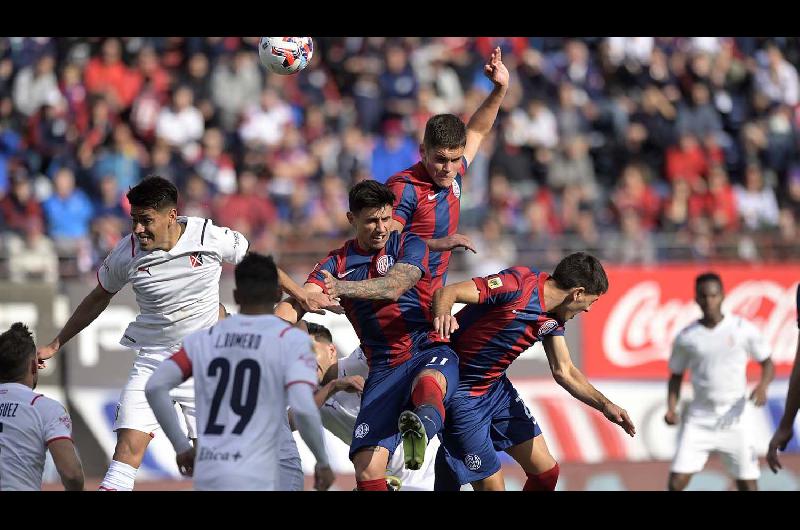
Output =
[
  {"x1": 155, "y1": 85, "x2": 204, "y2": 160},
  {"x1": 734, "y1": 163, "x2": 780, "y2": 230},
  {"x1": 212, "y1": 49, "x2": 262, "y2": 131},
  {"x1": 546, "y1": 135, "x2": 598, "y2": 199},
  {"x1": 675, "y1": 82, "x2": 723, "y2": 139},
  {"x1": 608, "y1": 210, "x2": 657, "y2": 264},
  {"x1": 5, "y1": 216, "x2": 58, "y2": 283},
  {"x1": 180, "y1": 52, "x2": 215, "y2": 124},
  {"x1": 179, "y1": 172, "x2": 213, "y2": 218},
  {"x1": 506, "y1": 98, "x2": 558, "y2": 149},
  {"x1": 214, "y1": 170, "x2": 279, "y2": 252},
  {"x1": 305, "y1": 174, "x2": 351, "y2": 237},
  {"x1": 92, "y1": 123, "x2": 144, "y2": 192},
  {"x1": 690, "y1": 165, "x2": 739, "y2": 233},
  {"x1": 665, "y1": 132, "x2": 712, "y2": 191},
  {"x1": 239, "y1": 87, "x2": 293, "y2": 148},
  {"x1": 463, "y1": 216, "x2": 518, "y2": 278},
  {"x1": 0, "y1": 171, "x2": 44, "y2": 235},
  {"x1": 370, "y1": 119, "x2": 417, "y2": 183},
  {"x1": 60, "y1": 63, "x2": 89, "y2": 134},
  {"x1": 12, "y1": 53, "x2": 60, "y2": 117},
  {"x1": 611, "y1": 164, "x2": 662, "y2": 230},
  {"x1": 755, "y1": 43, "x2": 799, "y2": 106},
  {"x1": 42, "y1": 167, "x2": 94, "y2": 242},
  {"x1": 379, "y1": 45, "x2": 418, "y2": 117},
  {"x1": 83, "y1": 38, "x2": 140, "y2": 111},
  {"x1": 196, "y1": 128, "x2": 237, "y2": 194}
]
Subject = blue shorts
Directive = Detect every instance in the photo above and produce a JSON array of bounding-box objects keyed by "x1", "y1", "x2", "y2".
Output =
[
  {"x1": 441, "y1": 375, "x2": 541, "y2": 485},
  {"x1": 348, "y1": 342, "x2": 459, "y2": 460}
]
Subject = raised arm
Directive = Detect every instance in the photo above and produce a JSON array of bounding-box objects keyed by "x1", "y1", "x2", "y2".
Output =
[
  {"x1": 275, "y1": 282, "x2": 325, "y2": 324},
  {"x1": 542, "y1": 334, "x2": 636, "y2": 437},
  {"x1": 463, "y1": 47, "x2": 509, "y2": 164},
  {"x1": 37, "y1": 284, "x2": 115, "y2": 367},
  {"x1": 278, "y1": 267, "x2": 341, "y2": 316},
  {"x1": 431, "y1": 280, "x2": 481, "y2": 339},
  {"x1": 322, "y1": 263, "x2": 422, "y2": 302}
]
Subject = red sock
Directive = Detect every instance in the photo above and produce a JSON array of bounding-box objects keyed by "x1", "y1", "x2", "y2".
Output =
[
  {"x1": 357, "y1": 478, "x2": 389, "y2": 491},
  {"x1": 523, "y1": 463, "x2": 559, "y2": 491},
  {"x1": 411, "y1": 376, "x2": 445, "y2": 420}
]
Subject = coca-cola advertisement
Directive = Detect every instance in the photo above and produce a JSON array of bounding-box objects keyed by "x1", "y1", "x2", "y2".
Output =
[{"x1": 583, "y1": 264, "x2": 799, "y2": 379}]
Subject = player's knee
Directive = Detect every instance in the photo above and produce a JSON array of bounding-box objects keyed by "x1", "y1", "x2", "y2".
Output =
[
  {"x1": 415, "y1": 369, "x2": 446, "y2": 395},
  {"x1": 353, "y1": 448, "x2": 387, "y2": 481},
  {"x1": 112, "y1": 430, "x2": 150, "y2": 464}
]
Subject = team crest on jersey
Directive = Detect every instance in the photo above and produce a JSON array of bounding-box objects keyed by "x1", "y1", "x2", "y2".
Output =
[
  {"x1": 59, "y1": 414, "x2": 72, "y2": 430},
  {"x1": 537, "y1": 319, "x2": 558, "y2": 337},
  {"x1": 488, "y1": 276, "x2": 503, "y2": 289},
  {"x1": 452, "y1": 179, "x2": 461, "y2": 199},
  {"x1": 376, "y1": 254, "x2": 394, "y2": 276},
  {"x1": 354, "y1": 423, "x2": 370, "y2": 439},
  {"x1": 464, "y1": 454, "x2": 481, "y2": 471},
  {"x1": 189, "y1": 252, "x2": 204, "y2": 268}
]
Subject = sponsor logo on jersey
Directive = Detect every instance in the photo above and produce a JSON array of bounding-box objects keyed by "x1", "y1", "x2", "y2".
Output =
[
  {"x1": 488, "y1": 276, "x2": 503, "y2": 289},
  {"x1": 59, "y1": 414, "x2": 72, "y2": 430},
  {"x1": 538, "y1": 319, "x2": 559, "y2": 337},
  {"x1": 137, "y1": 266, "x2": 151, "y2": 276},
  {"x1": 427, "y1": 192, "x2": 439, "y2": 201},
  {"x1": 189, "y1": 252, "x2": 204, "y2": 268},
  {"x1": 452, "y1": 179, "x2": 461, "y2": 199},
  {"x1": 354, "y1": 423, "x2": 370, "y2": 438},
  {"x1": 376, "y1": 255, "x2": 394, "y2": 276},
  {"x1": 464, "y1": 453, "x2": 481, "y2": 471},
  {"x1": 338, "y1": 268, "x2": 357, "y2": 279}
]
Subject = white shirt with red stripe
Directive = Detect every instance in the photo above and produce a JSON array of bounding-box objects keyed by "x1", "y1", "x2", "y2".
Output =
[
  {"x1": 0, "y1": 383, "x2": 72, "y2": 491},
  {"x1": 97, "y1": 216, "x2": 248, "y2": 360},
  {"x1": 169, "y1": 314, "x2": 318, "y2": 490}
]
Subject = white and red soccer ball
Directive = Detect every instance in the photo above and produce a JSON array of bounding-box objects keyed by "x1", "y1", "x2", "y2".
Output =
[{"x1": 258, "y1": 37, "x2": 314, "y2": 75}]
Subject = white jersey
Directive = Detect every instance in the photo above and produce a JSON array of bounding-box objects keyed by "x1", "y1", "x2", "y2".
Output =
[
  {"x1": 178, "y1": 314, "x2": 317, "y2": 491},
  {"x1": 0, "y1": 383, "x2": 72, "y2": 491},
  {"x1": 98, "y1": 216, "x2": 248, "y2": 359},
  {"x1": 669, "y1": 315, "x2": 771, "y2": 415}
]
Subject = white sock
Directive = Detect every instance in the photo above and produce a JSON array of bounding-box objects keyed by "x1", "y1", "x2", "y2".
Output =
[{"x1": 98, "y1": 460, "x2": 138, "y2": 491}]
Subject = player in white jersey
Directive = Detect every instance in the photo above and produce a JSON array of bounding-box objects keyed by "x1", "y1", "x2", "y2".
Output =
[
  {"x1": 665, "y1": 272, "x2": 774, "y2": 491},
  {"x1": 36, "y1": 176, "x2": 339, "y2": 491},
  {"x1": 304, "y1": 322, "x2": 441, "y2": 490},
  {"x1": 146, "y1": 253, "x2": 333, "y2": 490},
  {"x1": 767, "y1": 284, "x2": 800, "y2": 473},
  {"x1": 0, "y1": 323, "x2": 84, "y2": 491}
]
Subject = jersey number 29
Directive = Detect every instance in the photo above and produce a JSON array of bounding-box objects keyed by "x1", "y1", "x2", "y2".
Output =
[{"x1": 205, "y1": 358, "x2": 260, "y2": 435}]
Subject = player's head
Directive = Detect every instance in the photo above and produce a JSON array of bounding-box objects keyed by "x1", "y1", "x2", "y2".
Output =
[
  {"x1": 347, "y1": 180, "x2": 395, "y2": 251},
  {"x1": 0, "y1": 322, "x2": 38, "y2": 388},
  {"x1": 305, "y1": 322, "x2": 337, "y2": 382},
  {"x1": 550, "y1": 252, "x2": 609, "y2": 321},
  {"x1": 127, "y1": 176, "x2": 179, "y2": 251},
  {"x1": 233, "y1": 253, "x2": 281, "y2": 310},
  {"x1": 420, "y1": 114, "x2": 467, "y2": 188},
  {"x1": 695, "y1": 272, "x2": 724, "y2": 318}
]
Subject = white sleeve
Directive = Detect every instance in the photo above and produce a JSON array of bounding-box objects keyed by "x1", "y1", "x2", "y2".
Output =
[
  {"x1": 320, "y1": 398, "x2": 358, "y2": 445},
  {"x1": 338, "y1": 347, "x2": 370, "y2": 380},
  {"x1": 743, "y1": 319, "x2": 771, "y2": 362},
  {"x1": 288, "y1": 383, "x2": 329, "y2": 467},
  {"x1": 668, "y1": 334, "x2": 690, "y2": 375},
  {"x1": 206, "y1": 221, "x2": 249, "y2": 264},
  {"x1": 97, "y1": 235, "x2": 134, "y2": 293},
  {"x1": 37, "y1": 398, "x2": 73, "y2": 444},
  {"x1": 145, "y1": 360, "x2": 193, "y2": 454}
]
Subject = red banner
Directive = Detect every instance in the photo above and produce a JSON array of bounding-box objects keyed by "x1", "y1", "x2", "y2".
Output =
[{"x1": 582, "y1": 264, "x2": 799, "y2": 379}]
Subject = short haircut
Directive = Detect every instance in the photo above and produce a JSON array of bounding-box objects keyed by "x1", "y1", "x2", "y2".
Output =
[
  {"x1": 234, "y1": 253, "x2": 280, "y2": 306},
  {"x1": 551, "y1": 252, "x2": 609, "y2": 295},
  {"x1": 0, "y1": 323, "x2": 36, "y2": 381},
  {"x1": 423, "y1": 114, "x2": 467, "y2": 151},
  {"x1": 127, "y1": 176, "x2": 178, "y2": 211},
  {"x1": 305, "y1": 322, "x2": 333, "y2": 343},
  {"x1": 348, "y1": 180, "x2": 395, "y2": 214},
  {"x1": 695, "y1": 272, "x2": 723, "y2": 292}
]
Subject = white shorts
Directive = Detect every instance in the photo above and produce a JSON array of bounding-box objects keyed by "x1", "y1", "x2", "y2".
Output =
[
  {"x1": 670, "y1": 402, "x2": 760, "y2": 480},
  {"x1": 385, "y1": 434, "x2": 440, "y2": 491},
  {"x1": 114, "y1": 346, "x2": 197, "y2": 439}
]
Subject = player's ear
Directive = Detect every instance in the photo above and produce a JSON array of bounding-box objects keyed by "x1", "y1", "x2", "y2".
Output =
[
  {"x1": 346, "y1": 211, "x2": 355, "y2": 226},
  {"x1": 572, "y1": 287, "x2": 585, "y2": 303},
  {"x1": 418, "y1": 143, "x2": 426, "y2": 160}
]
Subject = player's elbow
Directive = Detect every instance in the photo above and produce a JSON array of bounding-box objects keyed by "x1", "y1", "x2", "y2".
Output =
[{"x1": 61, "y1": 471, "x2": 85, "y2": 491}]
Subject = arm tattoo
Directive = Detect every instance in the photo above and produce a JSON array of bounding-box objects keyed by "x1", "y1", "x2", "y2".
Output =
[{"x1": 335, "y1": 263, "x2": 422, "y2": 301}]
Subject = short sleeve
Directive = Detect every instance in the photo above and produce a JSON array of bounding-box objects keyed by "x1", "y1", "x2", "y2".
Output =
[
  {"x1": 97, "y1": 235, "x2": 134, "y2": 293},
  {"x1": 472, "y1": 267, "x2": 526, "y2": 305},
  {"x1": 282, "y1": 328, "x2": 318, "y2": 389},
  {"x1": 743, "y1": 320, "x2": 771, "y2": 363},
  {"x1": 306, "y1": 252, "x2": 339, "y2": 292},
  {"x1": 387, "y1": 176, "x2": 418, "y2": 228},
  {"x1": 668, "y1": 334, "x2": 690, "y2": 375},
  {"x1": 206, "y1": 221, "x2": 249, "y2": 264},
  {"x1": 396, "y1": 233, "x2": 429, "y2": 277},
  {"x1": 38, "y1": 398, "x2": 73, "y2": 444},
  {"x1": 532, "y1": 315, "x2": 565, "y2": 338}
]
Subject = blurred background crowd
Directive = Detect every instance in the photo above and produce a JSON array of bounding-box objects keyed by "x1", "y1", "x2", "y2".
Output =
[{"x1": 1, "y1": 36, "x2": 799, "y2": 283}]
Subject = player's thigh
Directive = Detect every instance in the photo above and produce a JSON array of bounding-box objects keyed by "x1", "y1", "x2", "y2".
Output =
[
  {"x1": 717, "y1": 423, "x2": 760, "y2": 481},
  {"x1": 489, "y1": 378, "x2": 546, "y2": 472},
  {"x1": 670, "y1": 419, "x2": 714, "y2": 474},
  {"x1": 440, "y1": 392, "x2": 500, "y2": 485},
  {"x1": 411, "y1": 343, "x2": 460, "y2": 401}
]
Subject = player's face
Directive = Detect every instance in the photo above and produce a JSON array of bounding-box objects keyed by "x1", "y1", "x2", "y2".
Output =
[
  {"x1": 130, "y1": 206, "x2": 176, "y2": 251},
  {"x1": 420, "y1": 145, "x2": 465, "y2": 188},
  {"x1": 563, "y1": 291, "x2": 601, "y2": 321},
  {"x1": 312, "y1": 338, "x2": 337, "y2": 382},
  {"x1": 348, "y1": 205, "x2": 393, "y2": 251},
  {"x1": 695, "y1": 280, "x2": 724, "y2": 317}
]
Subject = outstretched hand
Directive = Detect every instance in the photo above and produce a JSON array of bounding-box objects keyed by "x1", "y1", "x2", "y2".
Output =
[
  {"x1": 767, "y1": 425, "x2": 794, "y2": 473},
  {"x1": 603, "y1": 402, "x2": 636, "y2": 437},
  {"x1": 299, "y1": 287, "x2": 344, "y2": 315},
  {"x1": 36, "y1": 340, "x2": 59, "y2": 370},
  {"x1": 484, "y1": 46, "x2": 509, "y2": 89}
]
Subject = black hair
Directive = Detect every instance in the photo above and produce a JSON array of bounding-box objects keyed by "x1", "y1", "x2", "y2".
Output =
[
  {"x1": 126, "y1": 175, "x2": 178, "y2": 211},
  {"x1": 0, "y1": 323, "x2": 36, "y2": 382},
  {"x1": 551, "y1": 252, "x2": 609, "y2": 295},
  {"x1": 234, "y1": 253, "x2": 280, "y2": 306},
  {"x1": 348, "y1": 180, "x2": 395, "y2": 214},
  {"x1": 305, "y1": 322, "x2": 333, "y2": 343},
  {"x1": 695, "y1": 272, "x2": 723, "y2": 292},
  {"x1": 423, "y1": 114, "x2": 467, "y2": 151}
]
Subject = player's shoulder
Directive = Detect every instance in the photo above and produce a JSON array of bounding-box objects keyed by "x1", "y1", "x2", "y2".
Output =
[
  {"x1": 727, "y1": 314, "x2": 759, "y2": 333},
  {"x1": 107, "y1": 233, "x2": 138, "y2": 263},
  {"x1": 30, "y1": 393, "x2": 67, "y2": 416},
  {"x1": 675, "y1": 320, "x2": 703, "y2": 342}
]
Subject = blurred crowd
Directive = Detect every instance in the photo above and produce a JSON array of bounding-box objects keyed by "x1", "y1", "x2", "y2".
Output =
[{"x1": 1, "y1": 36, "x2": 799, "y2": 283}]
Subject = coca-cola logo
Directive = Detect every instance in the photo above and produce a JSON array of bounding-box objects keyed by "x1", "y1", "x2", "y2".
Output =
[{"x1": 603, "y1": 280, "x2": 799, "y2": 368}]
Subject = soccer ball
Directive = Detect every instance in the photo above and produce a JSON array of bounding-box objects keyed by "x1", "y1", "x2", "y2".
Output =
[{"x1": 258, "y1": 37, "x2": 314, "y2": 75}]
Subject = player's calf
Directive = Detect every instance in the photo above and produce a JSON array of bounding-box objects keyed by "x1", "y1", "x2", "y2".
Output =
[
  {"x1": 354, "y1": 446, "x2": 391, "y2": 490},
  {"x1": 99, "y1": 428, "x2": 153, "y2": 491}
]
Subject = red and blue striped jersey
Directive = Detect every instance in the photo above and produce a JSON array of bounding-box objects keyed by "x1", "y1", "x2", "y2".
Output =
[
  {"x1": 451, "y1": 266, "x2": 566, "y2": 396},
  {"x1": 385, "y1": 157, "x2": 467, "y2": 296},
  {"x1": 306, "y1": 231, "x2": 436, "y2": 370}
]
